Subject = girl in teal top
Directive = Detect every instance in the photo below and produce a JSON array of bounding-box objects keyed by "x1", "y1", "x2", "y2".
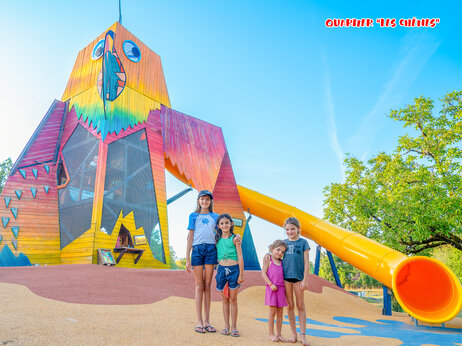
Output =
[{"x1": 215, "y1": 213, "x2": 244, "y2": 337}]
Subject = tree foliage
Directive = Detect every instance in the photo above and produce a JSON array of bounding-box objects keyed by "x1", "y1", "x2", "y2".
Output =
[
  {"x1": 432, "y1": 245, "x2": 462, "y2": 282},
  {"x1": 318, "y1": 252, "x2": 381, "y2": 289},
  {"x1": 323, "y1": 91, "x2": 462, "y2": 255},
  {"x1": 0, "y1": 158, "x2": 13, "y2": 194}
]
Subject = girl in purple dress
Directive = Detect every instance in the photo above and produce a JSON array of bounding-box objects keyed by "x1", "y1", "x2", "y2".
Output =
[{"x1": 261, "y1": 239, "x2": 288, "y2": 342}]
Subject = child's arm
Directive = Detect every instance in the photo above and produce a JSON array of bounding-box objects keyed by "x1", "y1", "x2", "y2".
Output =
[
  {"x1": 185, "y1": 230, "x2": 194, "y2": 273},
  {"x1": 236, "y1": 241, "x2": 244, "y2": 284},
  {"x1": 232, "y1": 233, "x2": 242, "y2": 245},
  {"x1": 262, "y1": 253, "x2": 270, "y2": 268},
  {"x1": 300, "y1": 248, "x2": 310, "y2": 290},
  {"x1": 261, "y1": 257, "x2": 277, "y2": 291}
]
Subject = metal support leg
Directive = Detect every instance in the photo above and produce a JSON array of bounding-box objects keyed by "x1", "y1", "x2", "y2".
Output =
[
  {"x1": 382, "y1": 285, "x2": 392, "y2": 316},
  {"x1": 326, "y1": 250, "x2": 342, "y2": 288},
  {"x1": 314, "y1": 245, "x2": 321, "y2": 276}
]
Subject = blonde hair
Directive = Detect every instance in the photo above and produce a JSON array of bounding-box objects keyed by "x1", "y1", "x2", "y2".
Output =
[{"x1": 269, "y1": 239, "x2": 287, "y2": 251}]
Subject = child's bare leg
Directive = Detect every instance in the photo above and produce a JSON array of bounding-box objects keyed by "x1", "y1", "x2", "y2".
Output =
[
  {"x1": 221, "y1": 291, "x2": 230, "y2": 330},
  {"x1": 268, "y1": 306, "x2": 278, "y2": 342},
  {"x1": 193, "y1": 266, "x2": 205, "y2": 328},
  {"x1": 229, "y1": 288, "x2": 239, "y2": 331},
  {"x1": 203, "y1": 264, "x2": 215, "y2": 329},
  {"x1": 276, "y1": 307, "x2": 287, "y2": 342},
  {"x1": 294, "y1": 282, "x2": 309, "y2": 345},
  {"x1": 284, "y1": 281, "x2": 297, "y2": 343}
]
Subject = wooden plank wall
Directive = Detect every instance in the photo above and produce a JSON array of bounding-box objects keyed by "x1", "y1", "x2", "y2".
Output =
[
  {"x1": 0, "y1": 165, "x2": 61, "y2": 264},
  {"x1": 146, "y1": 109, "x2": 170, "y2": 267},
  {"x1": 62, "y1": 22, "x2": 169, "y2": 139},
  {"x1": 62, "y1": 22, "x2": 170, "y2": 108},
  {"x1": 0, "y1": 101, "x2": 66, "y2": 264},
  {"x1": 93, "y1": 211, "x2": 169, "y2": 269}
]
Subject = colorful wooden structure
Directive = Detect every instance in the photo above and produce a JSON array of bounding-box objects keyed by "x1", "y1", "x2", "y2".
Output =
[{"x1": 0, "y1": 22, "x2": 260, "y2": 270}]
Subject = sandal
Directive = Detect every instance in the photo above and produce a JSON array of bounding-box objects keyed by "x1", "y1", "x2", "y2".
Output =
[
  {"x1": 204, "y1": 325, "x2": 216, "y2": 333},
  {"x1": 195, "y1": 326, "x2": 206, "y2": 334},
  {"x1": 221, "y1": 328, "x2": 230, "y2": 336},
  {"x1": 231, "y1": 330, "x2": 240, "y2": 337}
]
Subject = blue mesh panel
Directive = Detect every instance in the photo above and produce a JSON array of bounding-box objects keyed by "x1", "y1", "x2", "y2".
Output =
[
  {"x1": 58, "y1": 125, "x2": 99, "y2": 249},
  {"x1": 101, "y1": 129, "x2": 165, "y2": 263},
  {"x1": 242, "y1": 223, "x2": 261, "y2": 270}
]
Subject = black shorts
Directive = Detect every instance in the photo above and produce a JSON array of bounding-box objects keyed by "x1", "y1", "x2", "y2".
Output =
[{"x1": 284, "y1": 278, "x2": 301, "y2": 283}]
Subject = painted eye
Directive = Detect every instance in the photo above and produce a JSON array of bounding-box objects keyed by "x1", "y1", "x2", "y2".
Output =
[
  {"x1": 92, "y1": 39, "x2": 105, "y2": 60},
  {"x1": 123, "y1": 40, "x2": 141, "y2": 62}
]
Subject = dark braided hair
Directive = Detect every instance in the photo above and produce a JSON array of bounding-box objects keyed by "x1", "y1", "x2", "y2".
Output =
[{"x1": 215, "y1": 213, "x2": 234, "y2": 243}]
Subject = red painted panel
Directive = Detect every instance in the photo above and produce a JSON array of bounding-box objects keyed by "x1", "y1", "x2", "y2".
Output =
[
  {"x1": 59, "y1": 107, "x2": 81, "y2": 151},
  {"x1": 213, "y1": 152, "x2": 245, "y2": 222},
  {"x1": 161, "y1": 106, "x2": 226, "y2": 191},
  {"x1": 18, "y1": 101, "x2": 66, "y2": 168}
]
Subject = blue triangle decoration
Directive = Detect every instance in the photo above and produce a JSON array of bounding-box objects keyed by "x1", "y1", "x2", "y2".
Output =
[
  {"x1": 32, "y1": 168, "x2": 38, "y2": 178},
  {"x1": 11, "y1": 227, "x2": 19, "y2": 238},
  {"x1": 15, "y1": 190, "x2": 22, "y2": 200},
  {"x1": 31, "y1": 187, "x2": 37, "y2": 198},
  {"x1": 4, "y1": 197, "x2": 11, "y2": 208},
  {"x1": 0, "y1": 235, "x2": 2, "y2": 243},
  {"x1": 44, "y1": 165, "x2": 50, "y2": 174},
  {"x1": 12, "y1": 239, "x2": 18, "y2": 250},
  {"x1": 2, "y1": 217, "x2": 9, "y2": 228},
  {"x1": 0, "y1": 244, "x2": 32, "y2": 266},
  {"x1": 19, "y1": 169, "x2": 26, "y2": 179},
  {"x1": 11, "y1": 208, "x2": 18, "y2": 219},
  {"x1": 44, "y1": 185, "x2": 50, "y2": 194}
]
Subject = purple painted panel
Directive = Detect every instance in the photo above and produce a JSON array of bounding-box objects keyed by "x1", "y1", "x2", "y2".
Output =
[{"x1": 16, "y1": 100, "x2": 67, "y2": 169}]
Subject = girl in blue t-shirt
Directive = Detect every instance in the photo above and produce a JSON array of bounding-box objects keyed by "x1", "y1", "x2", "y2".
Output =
[
  {"x1": 185, "y1": 190, "x2": 241, "y2": 334},
  {"x1": 185, "y1": 190, "x2": 219, "y2": 334},
  {"x1": 282, "y1": 217, "x2": 310, "y2": 345}
]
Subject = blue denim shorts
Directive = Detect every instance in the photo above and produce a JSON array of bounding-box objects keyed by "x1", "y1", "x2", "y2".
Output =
[
  {"x1": 215, "y1": 264, "x2": 240, "y2": 291},
  {"x1": 191, "y1": 243, "x2": 218, "y2": 266}
]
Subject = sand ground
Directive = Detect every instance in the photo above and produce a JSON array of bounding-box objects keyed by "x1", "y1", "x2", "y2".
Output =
[{"x1": 0, "y1": 265, "x2": 460, "y2": 345}]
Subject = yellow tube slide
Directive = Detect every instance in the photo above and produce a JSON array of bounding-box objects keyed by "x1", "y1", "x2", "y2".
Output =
[{"x1": 237, "y1": 185, "x2": 462, "y2": 323}]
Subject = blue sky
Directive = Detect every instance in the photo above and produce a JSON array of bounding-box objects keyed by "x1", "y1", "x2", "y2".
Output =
[{"x1": 0, "y1": 1, "x2": 460, "y2": 263}]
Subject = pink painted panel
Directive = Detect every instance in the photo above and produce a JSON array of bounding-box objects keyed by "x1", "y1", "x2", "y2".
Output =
[
  {"x1": 18, "y1": 100, "x2": 66, "y2": 168},
  {"x1": 161, "y1": 106, "x2": 226, "y2": 191}
]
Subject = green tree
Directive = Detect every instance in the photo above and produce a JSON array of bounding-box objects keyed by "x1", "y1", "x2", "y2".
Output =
[
  {"x1": 169, "y1": 246, "x2": 180, "y2": 269},
  {"x1": 324, "y1": 91, "x2": 462, "y2": 255},
  {"x1": 432, "y1": 245, "x2": 462, "y2": 282},
  {"x1": 0, "y1": 158, "x2": 13, "y2": 194},
  {"x1": 177, "y1": 257, "x2": 187, "y2": 270},
  {"x1": 318, "y1": 252, "x2": 380, "y2": 289}
]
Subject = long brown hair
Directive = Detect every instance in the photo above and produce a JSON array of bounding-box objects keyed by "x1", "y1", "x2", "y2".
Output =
[
  {"x1": 194, "y1": 197, "x2": 214, "y2": 213},
  {"x1": 215, "y1": 213, "x2": 234, "y2": 243}
]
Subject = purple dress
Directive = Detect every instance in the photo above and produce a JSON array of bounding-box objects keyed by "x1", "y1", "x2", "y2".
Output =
[{"x1": 265, "y1": 257, "x2": 288, "y2": 307}]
